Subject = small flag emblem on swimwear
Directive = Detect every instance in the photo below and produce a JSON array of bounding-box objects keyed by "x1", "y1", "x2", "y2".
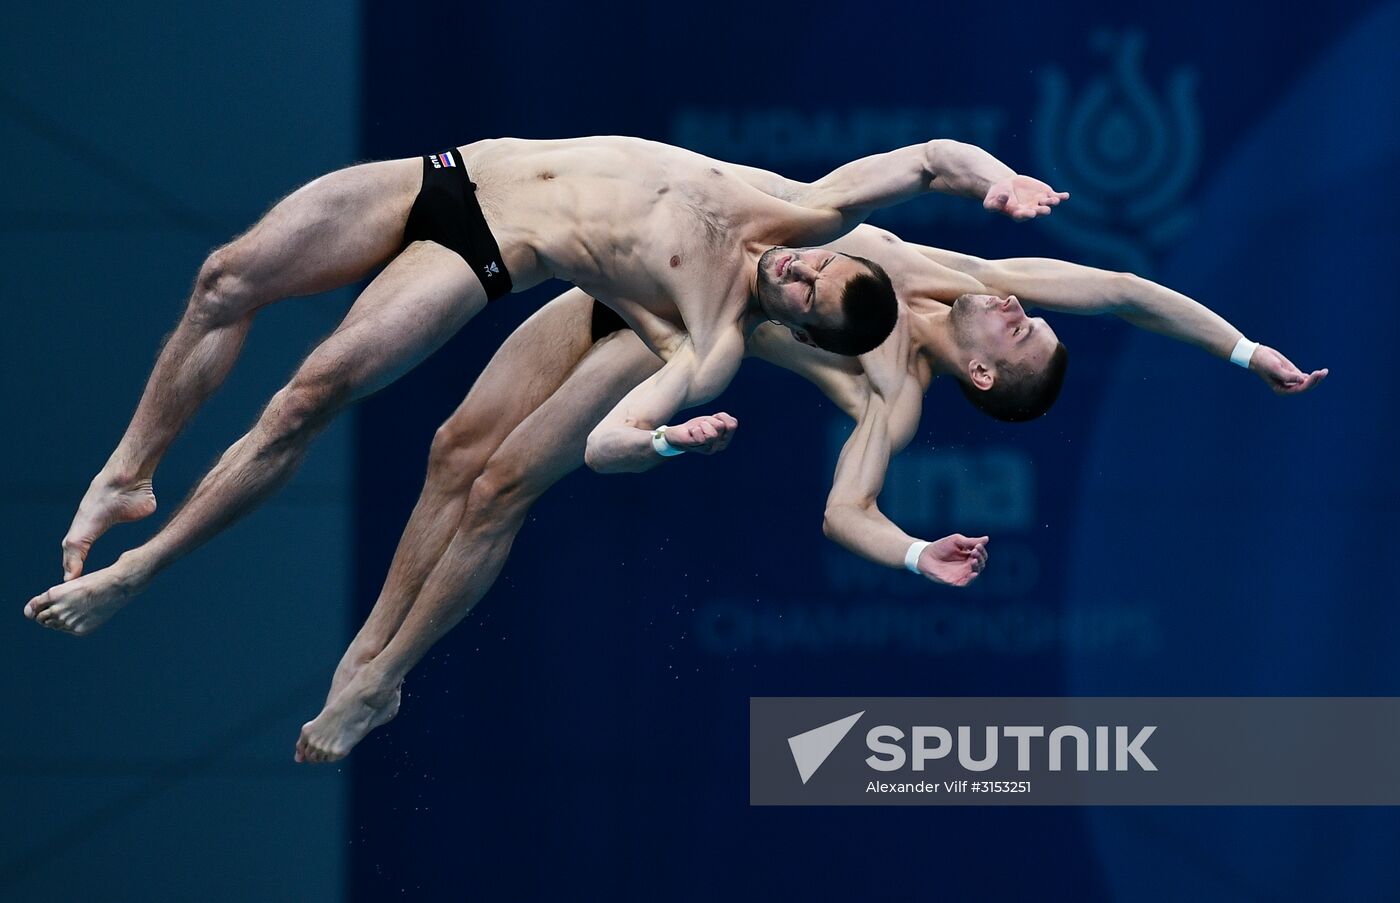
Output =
[{"x1": 433, "y1": 152, "x2": 456, "y2": 169}]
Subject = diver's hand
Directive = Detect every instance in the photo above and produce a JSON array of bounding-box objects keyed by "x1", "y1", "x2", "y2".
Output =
[
  {"x1": 1250, "y1": 346, "x2": 1328, "y2": 395},
  {"x1": 662, "y1": 413, "x2": 738, "y2": 455},
  {"x1": 917, "y1": 534, "x2": 989, "y2": 587},
  {"x1": 983, "y1": 175, "x2": 1070, "y2": 222}
]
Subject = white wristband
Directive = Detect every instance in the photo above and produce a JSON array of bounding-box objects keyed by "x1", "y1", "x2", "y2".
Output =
[
  {"x1": 904, "y1": 540, "x2": 931, "y2": 574},
  {"x1": 1230, "y1": 337, "x2": 1259, "y2": 369},
  {"x1": 651, "y1": 426, "x2": 685, "y2": 457}
]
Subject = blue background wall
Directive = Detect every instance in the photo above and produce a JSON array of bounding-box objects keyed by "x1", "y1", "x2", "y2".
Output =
[{"x1": 1, "y1": 2, "x2": 357, "y2": 899}]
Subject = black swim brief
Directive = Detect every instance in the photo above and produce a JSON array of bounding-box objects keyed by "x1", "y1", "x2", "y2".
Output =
[
  {"x1": 589, "y1": 300, "x2": 631, "y2": 343},
  {"x1": 403, "y1": 150, "x2": 513, "y2": 301}
]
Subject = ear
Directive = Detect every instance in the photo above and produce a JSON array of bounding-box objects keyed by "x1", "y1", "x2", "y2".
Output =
[
  {"x1": 792, "y1": 328, "x2": 817, "y2": 348},
  {"x1": 967, "y1": 358, "x2": 995, "y2": 392}
]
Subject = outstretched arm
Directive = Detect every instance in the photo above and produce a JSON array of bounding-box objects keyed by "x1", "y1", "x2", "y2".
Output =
[
  {"x1": 822, "y1": 395, "x2": 987, "y2": 586},
  {"x1": 584, "y1": 330, "x2": 744, "y2": 473},
  {"x1": 793, "y1": 140, "x2": 1068, "y2": 241},
  {"x1": 919, "y1": 248, "x2": 1328, "y2": 395}
]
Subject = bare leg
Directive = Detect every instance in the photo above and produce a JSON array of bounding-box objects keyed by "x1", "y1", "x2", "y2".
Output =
[
  {"x1": 61, "y1": 158, "x2": 421, "y2": 580},
  {"x1": 325, "y1": 290, "x2": 600, "y2": 701},
  {"x1": 26, "y1": 241, "x2": 485, "y2": 635},
  {"x1": 297, "y1": 330, "x2": 662, "y2": 763}
]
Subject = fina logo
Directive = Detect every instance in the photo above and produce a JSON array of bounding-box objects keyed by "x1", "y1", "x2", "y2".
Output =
[{"x1": 1033, "y1": 30, "x2": 1201, "y2": 274}]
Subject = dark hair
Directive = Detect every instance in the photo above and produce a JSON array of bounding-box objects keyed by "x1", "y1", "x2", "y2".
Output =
[
  {"x1": 804, "y1": 256, "x2": 898, "y2": 356},
  {"x1": 959, "y1": 342, "x2": 1069, "y2": 422}
]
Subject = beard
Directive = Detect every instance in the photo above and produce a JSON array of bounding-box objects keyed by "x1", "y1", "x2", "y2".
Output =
[
  {"x1": 754, "y1": 247, "x2": 786, "y2": 318},
  {"x1": 948, "y1": 293, "x2": 980, "y2": 347},
  {"x1": 756, "y1": 247, "x2": 783, "y2": 287}
]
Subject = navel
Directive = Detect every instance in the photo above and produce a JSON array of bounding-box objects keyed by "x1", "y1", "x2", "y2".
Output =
[{"x1": 669, "y1": 255, "x2": 682, "y2": 268}]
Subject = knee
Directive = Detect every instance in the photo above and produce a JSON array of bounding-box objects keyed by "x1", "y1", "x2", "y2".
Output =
[
  {"x1": 465, "y1": 455, "x2": 534, "y2": 520},
  {"x1": 189, "y1": 244, "x2": 257, "y2": 326},
  {"x1": 262, "y1": 370, "x2": 347, "y2": 445},
  {"x1": 427, "y1": 423, "x2": 489, "y2": 496}
]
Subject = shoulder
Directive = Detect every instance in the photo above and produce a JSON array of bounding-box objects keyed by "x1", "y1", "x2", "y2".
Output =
[
  {"x1": 858, "y1": 305, "x2": 914, "y2": 396},
  {"x1": 700, "y1": 174, "x2": 842, "y2": 247},
  {"x1": 831, "y1": 227, "x2": 937, "y2": 283}
]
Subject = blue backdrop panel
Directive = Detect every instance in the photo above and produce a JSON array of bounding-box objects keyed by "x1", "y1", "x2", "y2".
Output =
[{"x1": 352, "y1": 1, "x2": 1395, "y2": 898}]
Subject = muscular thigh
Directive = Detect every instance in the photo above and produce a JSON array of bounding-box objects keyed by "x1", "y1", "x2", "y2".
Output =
[
  {"x1": 300, "y1": 241, "x2": 486, "y2": 400},
  {"x1": 433, "y1": 288, "x2": 601, "y2": 459},
  {"x1": 233, "y1": 156, "x2": 423, "y2": 302},
  {"x1": 484, "y1": 328, "x2": 664, "y2": 491}
]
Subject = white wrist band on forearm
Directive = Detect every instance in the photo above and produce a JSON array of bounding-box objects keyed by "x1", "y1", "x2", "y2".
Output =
[
  {"x1": 651, "y1": 426, "x2": 685, "y2": 457},
  {"x1": 904, "y1": 540, "x2": 930, "y2": 574},
  {"x1": 1230, "y1": 337, "x2": 1259, "y2": 369}
]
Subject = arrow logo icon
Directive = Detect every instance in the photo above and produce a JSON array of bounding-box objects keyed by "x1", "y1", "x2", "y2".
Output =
[{"x1": 787, "y1": 711, "x2": 864, "y2": 784}]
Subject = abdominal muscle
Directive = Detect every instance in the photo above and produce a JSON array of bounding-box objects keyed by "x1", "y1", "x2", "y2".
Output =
[{"x1": 459, "y1": 137, "x2": 739, "y2": 298}]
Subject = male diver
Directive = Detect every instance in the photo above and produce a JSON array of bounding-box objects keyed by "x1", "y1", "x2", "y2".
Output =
[{"x1": 32, "y1": 136, "x2": 1065, "y2": 634}]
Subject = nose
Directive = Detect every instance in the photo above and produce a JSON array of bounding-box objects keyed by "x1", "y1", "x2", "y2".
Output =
[{"x1": 791, "y1": 259, "x2": 817, "y2": 280}]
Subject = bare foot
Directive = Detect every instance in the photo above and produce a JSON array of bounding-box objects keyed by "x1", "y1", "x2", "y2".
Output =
[
  {"x1": 24, "y1": 564, "x2": 145, "y2": 636},
  {"x1": 62, "y1": 476, "x2": 157, "y2": 580},
  {"x1": 296, "y1": 672, "x2": 402, "y2": 764}
]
